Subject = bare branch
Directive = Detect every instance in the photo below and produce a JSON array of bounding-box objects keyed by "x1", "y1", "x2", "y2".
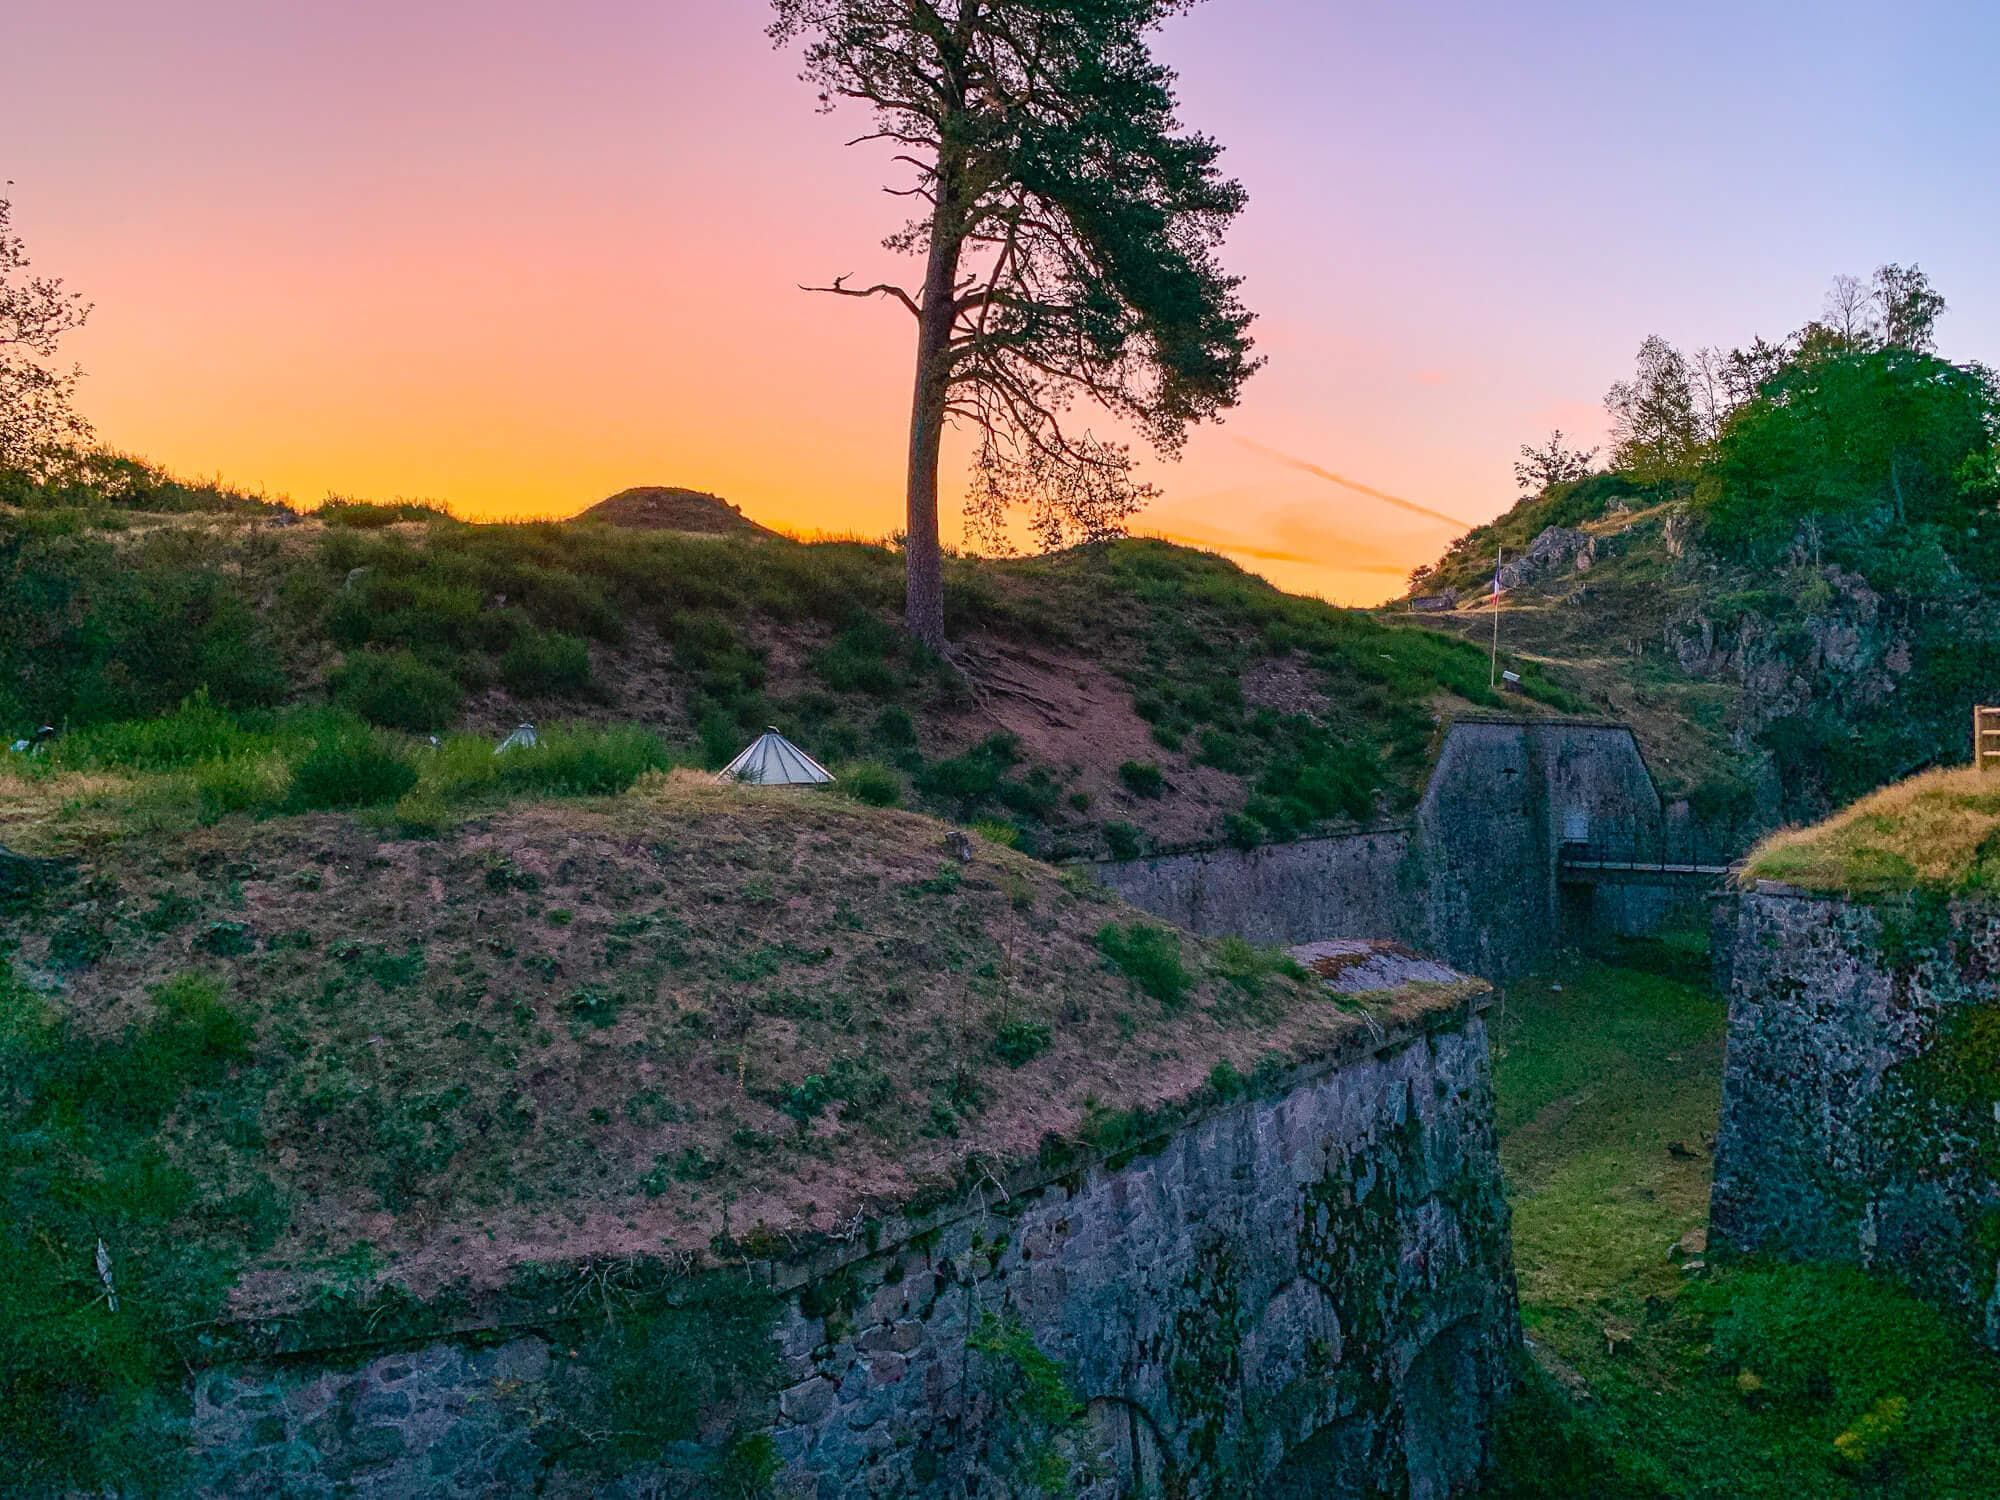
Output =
[{"x1": 799, "y1": 274, "x2": 922, "y2": 319}]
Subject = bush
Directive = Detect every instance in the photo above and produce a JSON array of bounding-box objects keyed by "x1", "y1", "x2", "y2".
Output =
[
  {"x1": 316, "y1": 498, "x2": 455, "y2": 528},
  {"x1": 915, "y1": 733, "x2": 1021, "y2": 810},
  {"x1": 1118, "y1": 760, "x2": 1165, "y2": 798},
  {"x1": 1095, "y1": 922, "x2": 1189, "y2": 1007},
  {"x1": 992, "y1": 1018, "x2": 1053, "y2": 1067},
  {"x1": 331, "y1": 649, "x2": 463, "y2": 731},
  {"x1": 286, "y1": 727, "x2": 418, "y2": 810},
  {"x1": 501, "y1": 629, "x2": 593, "y2": 696},
  {"x1": 872, "y1": 705, "x2": 917, "y2": 747},
  {"x1": 812, "y1": 619, "x2": 902, "y2": 696},
  {"x1": 489, "y1": 726, "x2": 672, "y2": 798},
  {"x1": 1102, "y1": 821, "x2": 1142, "y2": 860},
  {"x1": 53, "y1": 691, "x2": 260, "y2": 771},
  {"x1": 1222, "y1": 812, "x2": 1264, "y2": 850},
  {"x1": 971, "y1": 819, "x2": 1020, "y2": 848},
  {"x1": 1210, "y1": 935, "x2": 1306, "y2": 994},
  {"x1": 837, "y1": 759, "x2": 902, "y2": 808},
  {"x1": 192, "y1": 754, "x2": 289, "y2": 822}
]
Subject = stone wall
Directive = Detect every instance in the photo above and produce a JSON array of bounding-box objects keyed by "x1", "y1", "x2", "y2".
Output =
[
  {"x1": 1710, "y1": 886, "x2": 2000, "y2": 1349},
  {"x1": 1085, "y1": 826, "x2": 1410, "y2": 947},
  {"x1": 1089, "y1": 717, "x2": 1674, "y2": 979},
  {"x1": 190, "y1": 997, "x2": 1516, "y2": 1498}
]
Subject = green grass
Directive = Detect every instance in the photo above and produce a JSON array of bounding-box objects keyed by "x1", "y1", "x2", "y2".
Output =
[
  {"x1": 1486, "y1": 937, "x2": 2000, "y2": 1498},
  {"x1": 9, "y1": 701, "x2": 677, "y2": 840}
]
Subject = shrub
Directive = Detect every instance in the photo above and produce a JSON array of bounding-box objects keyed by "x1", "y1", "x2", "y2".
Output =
[
  {"x1": 1102, "y1": 821, "x2": 1142, "y2": 860},
  {"x1": 51, "y1": 693, "x2": 237, "y2": 770},
  {"x1": 1118, "y1": 760, "x2": 1165, "y2": 798},
  {"x1": 1222, "y1": 812, "x2": 1264, "y2": 850},
  {"x1": 971, "y1": 819, "x2": 1020, "y2": 848},
  {"x1": 1095, "y1": 922, "x2": 1189, "y2": 1007},
  {"x1": 812, "y1": 619, "x2": 902, "y2": 696},
  {"x1": 501, "y1": 629, "x2": 593, "y2": 696},
  {"x1": 872, "y1": 705, "x2": 917, "y2": 747},
  {"x1": 286, "y1": 727, "x2": 418, "y2": 810},
  {"x1": 992, "y1": 1018, "x2": 1053, "y2": 1067},
  {"x1": 1211, "y1": 935, "x2": 1306, "y2": 994},
  {"x1": 489, "y1": 726, "x2": 671, "y2": 798},
  {"x1": 316, "y1": 498, "x2": 455, "y2": 528},
  {"x1": 192, "y1": 754, "x2": 289, "y2": 822},
  {"x1": 837, "y1": 759, "x2": 902, "y2": 807},
  {"x1": 331, "y1": 649, "x2": 462, "y2": 731},
  {"x1": 915, "y1": 733, "x2": 1022, "y2": 810}
]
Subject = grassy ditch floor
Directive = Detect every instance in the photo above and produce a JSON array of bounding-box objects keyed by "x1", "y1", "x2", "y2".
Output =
[{"x1": 1484, "y1": 935, "x2": 2000, "y2": 1499}]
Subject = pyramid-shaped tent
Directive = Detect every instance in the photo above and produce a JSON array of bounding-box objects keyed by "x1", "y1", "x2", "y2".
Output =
[{"x1": 716, "y1": 728, "x2": 835, "y2": 787}]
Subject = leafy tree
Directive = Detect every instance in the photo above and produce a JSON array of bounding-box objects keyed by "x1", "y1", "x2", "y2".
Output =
[
  {"x1": 1605, "y1": 335, "x2": 1704, "y2": 484},
  {"x1": 0, "y1": 189, "x2": 92, "y2": 477},
  {"x1": 1512, "y1": 429, "x2": 1597, "y2": 496},
  {"x1": 1697, "y1": 347, "x2": 1999, "y2": 550},
  {"x1": 1873, "y1": 262, "x2": 1946, "y2": 354},
  {"x1": 769, "y1": 0, "x2": 1260, "y2": 646}
]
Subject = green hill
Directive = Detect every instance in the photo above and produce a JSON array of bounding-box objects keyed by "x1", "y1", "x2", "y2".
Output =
[{"x1": 0, "y1": 476, "x2": 1580, "y2": 862}]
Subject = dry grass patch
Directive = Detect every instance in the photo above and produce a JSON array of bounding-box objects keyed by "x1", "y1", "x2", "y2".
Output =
[{"x1": 1742, "y1": 766, "x2": 2000, "y2": 896}]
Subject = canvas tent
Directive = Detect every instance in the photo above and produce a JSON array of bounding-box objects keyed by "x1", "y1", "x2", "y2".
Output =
[{"x1": 717, "y1": 728, "x2": 835, "y2": 787}]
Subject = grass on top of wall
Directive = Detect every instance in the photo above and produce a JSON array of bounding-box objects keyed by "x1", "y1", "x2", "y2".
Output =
[{"x1": 1741, "y1": 766, "x2": 2000, "y2": 897}]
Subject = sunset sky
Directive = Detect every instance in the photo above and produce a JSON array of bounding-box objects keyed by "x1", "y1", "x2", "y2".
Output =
[{"x1": 7, "y1": 0, "x2": 1997, "y2": 603}]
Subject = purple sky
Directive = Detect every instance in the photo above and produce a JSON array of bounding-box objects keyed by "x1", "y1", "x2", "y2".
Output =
[{"x1": 6, "y1": 0, "x2": 1996, "y2": 599}]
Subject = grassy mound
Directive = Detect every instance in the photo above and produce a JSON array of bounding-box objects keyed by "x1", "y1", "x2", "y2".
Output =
[
  {"x1": 1742, "y1": 766, "x2": 2000, "y2": 896},
  {"x1": 578, "y1": 485, "x2": 782, "y2": 538},
  {"x1": 0, "y1": 769, "x2": 1478, "y2": 1486}
]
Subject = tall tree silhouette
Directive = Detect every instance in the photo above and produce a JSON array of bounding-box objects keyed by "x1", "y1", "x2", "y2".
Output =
[{"x1": 770, "y1": 0, "x2": 1259, "y2": 647}]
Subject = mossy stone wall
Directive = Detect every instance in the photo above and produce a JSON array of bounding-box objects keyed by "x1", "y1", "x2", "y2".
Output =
[
  {"x1": 189, "y1": 1005, "x2": 1517, "y2": 1497},
  {"x1": 1711, "y1": 887, "x2": 2000, "y2": 1349}
]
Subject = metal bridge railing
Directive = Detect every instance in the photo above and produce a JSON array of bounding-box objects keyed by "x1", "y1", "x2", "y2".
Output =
[{"x1": 1556, "y1": 815, "x2": 1733, "y2": 880}]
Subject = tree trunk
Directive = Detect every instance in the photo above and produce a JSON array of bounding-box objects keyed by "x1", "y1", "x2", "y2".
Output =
[{"x1": 902, "y1": 169, "x2": 965, "y2": 651}]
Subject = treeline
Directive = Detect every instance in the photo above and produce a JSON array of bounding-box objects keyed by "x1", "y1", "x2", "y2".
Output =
[
  {"x1": 1418, "y1": 264, "x2": 2000, "y2": 820},
  {"x1": 1429, "y1": 263, "x2": 1999, "y2": 587}
]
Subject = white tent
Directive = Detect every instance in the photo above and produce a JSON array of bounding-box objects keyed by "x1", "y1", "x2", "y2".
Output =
[{"x1": 716, "y1": 728, "x2": 835, "y2": 787}]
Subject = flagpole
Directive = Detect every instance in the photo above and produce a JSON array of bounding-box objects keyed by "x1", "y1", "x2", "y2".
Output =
[{"x1": 1490, "y1": 544, "x2": 1502, "y2": 687}]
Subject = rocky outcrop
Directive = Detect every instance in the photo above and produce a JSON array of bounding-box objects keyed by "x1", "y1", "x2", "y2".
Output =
[
  {"x1": 1495, "y1": 526, "x2": 1595, "y2": 592},
  {"x1": 1711, "y1": 886, "x2": 2000, "y2": 1349},
  {"x1": 187, "y1": 966, "x2": 1517, "y2": 1497},
  {"x1": 1666, "y1": 564, "x2": 1914, "y2": 739}
]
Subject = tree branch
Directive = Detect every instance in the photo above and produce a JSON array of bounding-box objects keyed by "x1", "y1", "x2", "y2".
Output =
[{"x1": 800, "y1": 274, "x2": 922, "y2": 318}]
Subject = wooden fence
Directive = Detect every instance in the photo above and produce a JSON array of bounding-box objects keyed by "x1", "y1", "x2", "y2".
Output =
[{"x1": 1979, "y1": 706, "x2": 2000, "y2": 772}]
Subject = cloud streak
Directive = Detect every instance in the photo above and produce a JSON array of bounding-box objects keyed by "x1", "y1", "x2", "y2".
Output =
[
  {"x1": 1145, "y1": 526, "x2": 1411, "y2": 575},
  {"x1": 1235, "y1": 438, "x2": 1471, "y2": 529}
]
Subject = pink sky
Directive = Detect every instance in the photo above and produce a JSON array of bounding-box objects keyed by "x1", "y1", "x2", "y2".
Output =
[{"x1": 7, "y1": 0, "x2": 1995, "y2": 602}]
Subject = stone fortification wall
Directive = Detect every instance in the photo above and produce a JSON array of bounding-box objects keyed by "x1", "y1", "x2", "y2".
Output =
[
  {"x1": 190, "y1": 986, "x2": 1516, "y2": 1498},
  {"x1": 1090, "y1": 718, "x2": 1671, "y2": 978},
  {"x1": 1711, "y1": 886, "x2": 2000, "y2": 1349}
]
